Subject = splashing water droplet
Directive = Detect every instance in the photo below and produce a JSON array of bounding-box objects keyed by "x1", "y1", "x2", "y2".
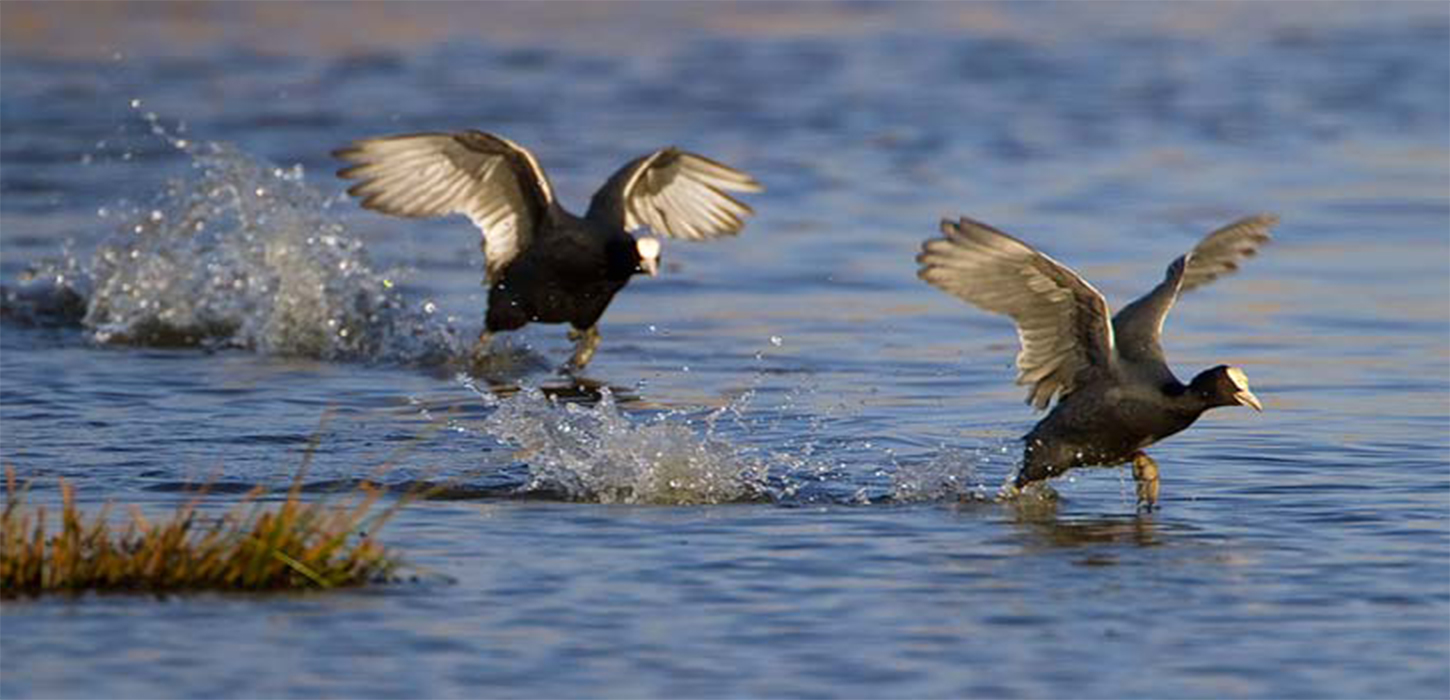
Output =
[
  {"x1": 33, "y1": 135, "x2": 461, "y2": 362},
  {"x1": 479, "y1": 387, "x2": 770, "y2": 505}
]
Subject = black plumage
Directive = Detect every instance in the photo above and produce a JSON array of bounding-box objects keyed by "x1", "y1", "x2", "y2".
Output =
[
  {"x1": 917, "y1": 214, "x2": 1276, "y2": 509},
  {"x1": 334, "y1": 130, "x2": 761, "y2": 369}
]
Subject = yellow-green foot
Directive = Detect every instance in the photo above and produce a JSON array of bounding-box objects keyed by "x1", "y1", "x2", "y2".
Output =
[
  {"x1": 564, "y1": 326, "x2": 601, "y2": 372},
  {"x1": 1131, "y1": 451, "x2": 1160, "y2": 512}
]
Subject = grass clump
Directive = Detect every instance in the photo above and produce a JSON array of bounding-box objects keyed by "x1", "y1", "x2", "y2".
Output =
[{"x1": 1, "y1": 466, "x2": 405, "y2": 597}]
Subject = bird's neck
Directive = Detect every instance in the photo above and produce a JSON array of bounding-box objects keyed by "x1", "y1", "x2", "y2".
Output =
[{"x1": 1161, "y1": 381, "x2": 1216, "y2": 418}]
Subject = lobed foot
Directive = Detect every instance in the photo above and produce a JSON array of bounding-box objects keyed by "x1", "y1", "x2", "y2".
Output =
[
  {"x1": 1131, "y1": 451, "x2": 1160, "y2": 512},
  {"x1": 564, "y1": 326, "x2": 601, "y2": 372},
  {"x1": 471, "y1": 330, "x2": 495, "y2": 362}
]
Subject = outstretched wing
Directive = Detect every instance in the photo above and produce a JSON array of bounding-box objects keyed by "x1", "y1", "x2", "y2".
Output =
[
  {"x1": 1113, "y1": 214, "x2": 1277, "y2": 363},
  {"x1": 587, "y1": 147, "x2": 761, "y2": 240},
  {"x1": 1181, "y1": 214, "x2": 1277, "y2": 293},
  {"x1": 1111, "y1": 255, "x2": 1187, "y2": 364},
  {"x1": 917, "y1": 216, "x2": 1116, "y2": 410},
  {"x1": 334, "y1": 130, "x2": 554, "y2": 280}
]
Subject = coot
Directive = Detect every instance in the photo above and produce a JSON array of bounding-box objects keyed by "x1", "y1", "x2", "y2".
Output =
[
  {"x1": 917, "y1": 214, "x2": 1276, "y2": 509},
  {"x1": 335, "y1": 130, "x2": 761, "y2": 370}
]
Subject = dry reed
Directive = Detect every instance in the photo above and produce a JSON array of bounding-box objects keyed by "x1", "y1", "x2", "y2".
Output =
[{"x1": 1, "y1": 466, "x2": 405, "y2": 597}]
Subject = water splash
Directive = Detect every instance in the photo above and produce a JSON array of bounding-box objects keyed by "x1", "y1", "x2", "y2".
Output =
[
  {"x1": 417, "y1": 374, "x2": 869, "y2": 505},
  {"x1": 889, "y1": 447, "x2": 989, "y2": 502},
  {"x1": 5, "y1": 127, "x2": 463, "y2": 364},
  {"x1": 475, "y1": 385, "x2": 768, "y2": 504}
]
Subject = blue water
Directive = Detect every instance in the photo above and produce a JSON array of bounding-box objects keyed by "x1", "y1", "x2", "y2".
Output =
[{"x1": 2, "y1": 3, "x2": 1448, "y2": 698}]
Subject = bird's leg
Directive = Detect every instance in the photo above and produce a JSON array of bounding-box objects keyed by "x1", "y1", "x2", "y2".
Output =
[
  {"x1": 471, "y1": 329, "x2": 494, "y2": 362},
  {"x1": 1131, "y1": 451, "x2": 1160, "y2": 512},
  {"x1": 565, "y1": 326, "x2": 601, "y2": 372}
]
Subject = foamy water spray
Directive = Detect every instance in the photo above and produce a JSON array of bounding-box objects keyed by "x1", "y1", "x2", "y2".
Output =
[
  {"x1": 8, "y1": 108, "x2": 463, "y2": 363},
  {"x1": 461, "y1": 377, "x2": 771, "y2": 504},
  {"x1": 437, "y1": 368, "x2": 1002, "y2": 506}
]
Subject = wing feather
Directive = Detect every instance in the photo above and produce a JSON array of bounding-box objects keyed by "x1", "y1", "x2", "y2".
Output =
[
  {"x1": 333, "y1": 130, "x2": 554, "y2": 281},
  {"x1": 1113, "y1": 214, "x2": 1277, "y2": 363},
  {"x1": 586, "y1": 147, "x2": 761, "y2": 240},
  {"x1": 1181, "y1": 214, "x2": 1277, "y2": 293},
  {"x1": 917, "y1": 216, "x2": 1116, "y2": 410}
]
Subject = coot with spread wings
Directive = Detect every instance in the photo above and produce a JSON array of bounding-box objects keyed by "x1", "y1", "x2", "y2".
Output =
[
  {"x1": 917, "y1": 214, "x2": 1275, "y2": 510},
  {"x1": 335, "y1": 130, "x2": 761, "y2": 370}
]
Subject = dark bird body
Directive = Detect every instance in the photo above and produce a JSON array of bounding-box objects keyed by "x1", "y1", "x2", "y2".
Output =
[
  {"x1": 918, "y1": 214, "x2": 1276, "y2": 509},
  {"x1": 482, "y1": 208, "x2": 638, "y2": 336},
  {"x1": 334, "y1": 130, "x2": 761, "y2": 369}
]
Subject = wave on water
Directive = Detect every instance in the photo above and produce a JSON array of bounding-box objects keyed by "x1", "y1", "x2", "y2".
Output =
[{"x1": 2, "y1": 119, "x2": 463, "y2": 364}]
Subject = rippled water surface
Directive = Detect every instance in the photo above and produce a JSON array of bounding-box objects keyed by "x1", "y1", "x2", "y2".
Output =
[{"x1": 2, "y1": 3, "x2": 1448, "y2": 698}]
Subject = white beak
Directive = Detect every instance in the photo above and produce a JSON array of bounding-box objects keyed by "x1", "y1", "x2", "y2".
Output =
[
  {"x1": 1225, "y1": 367, "x2": 1262, "y2": 411},
  {"x1": 1234, "y1": 389, "x2": 1264, "y2": 412}
]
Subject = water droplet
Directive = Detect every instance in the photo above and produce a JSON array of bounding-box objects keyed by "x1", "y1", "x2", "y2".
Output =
[
  {"x1": 769, "y1": 335, "x2": 783, "y2": 347},
  {"x1": 254, "y1": 187, "x2": 267, "y2": 197},
  {"x1": 149, "y1": 210, "x2": 164, "y2": 222},
  {"x1": 129, "y1": 98, "x2": 142, "y2": 109},
  {"x1": 423, "y1": 301, "x2": 437, "y2": 314}
]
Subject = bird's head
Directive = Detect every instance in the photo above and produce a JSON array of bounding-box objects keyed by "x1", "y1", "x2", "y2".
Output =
[
  {"x1": 1190, "y1": 365, "x2": 1263, "y2": 411},
  {"x1": 635, "y1": 236, "x2": 661, "y2": 277}
]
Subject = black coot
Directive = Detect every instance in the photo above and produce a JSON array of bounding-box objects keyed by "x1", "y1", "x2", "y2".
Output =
[
  {"x1": 917, "y1": 214, "x2": 1276, "y2": 510},
  {"x1": 334, "y1": 130, "x2": 761, "y2": 370}
]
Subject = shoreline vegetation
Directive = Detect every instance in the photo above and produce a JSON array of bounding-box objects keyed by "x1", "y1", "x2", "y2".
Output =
[{"x1": 1, "y1": 465, "x2": 407, "y2": 598}]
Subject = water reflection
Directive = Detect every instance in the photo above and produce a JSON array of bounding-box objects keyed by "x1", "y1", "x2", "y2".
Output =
[
  {"x1": 949, "y1": 484, "x2": 1168, "y2": 552},
  {"x1": 1010, "y1": 513, "x2": 1165, "y2": 551}
]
